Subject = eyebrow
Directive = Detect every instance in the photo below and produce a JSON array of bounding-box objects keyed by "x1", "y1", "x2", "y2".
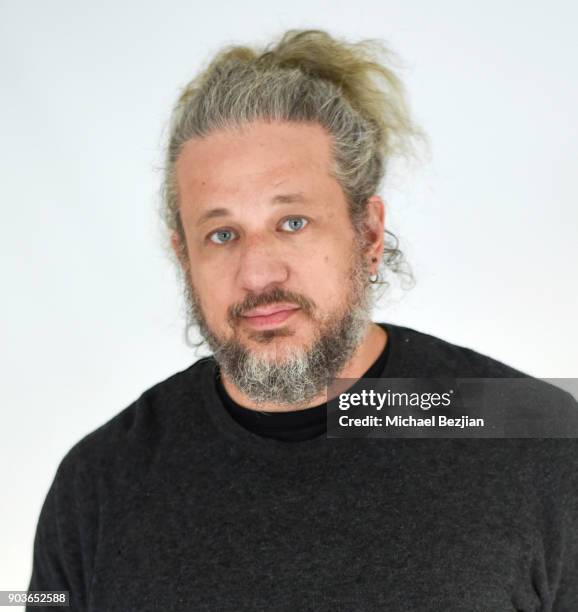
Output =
[{"x1": 196, "y1": 192, "x2": 310, "y2": 226}]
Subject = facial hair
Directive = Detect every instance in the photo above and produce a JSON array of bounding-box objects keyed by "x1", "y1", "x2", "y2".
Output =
[{"x1": 181, "y1": 241, "x2": 375, "y2": 407}]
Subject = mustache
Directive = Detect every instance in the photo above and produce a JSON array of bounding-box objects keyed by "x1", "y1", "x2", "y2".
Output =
[{"x1": 228, "y1": 286, "x2": 316, "y2": 323}]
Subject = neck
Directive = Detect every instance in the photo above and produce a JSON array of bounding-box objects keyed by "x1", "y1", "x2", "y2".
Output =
[{"x1": 219, "y1": 322, "x2": 387, "y2": 413}]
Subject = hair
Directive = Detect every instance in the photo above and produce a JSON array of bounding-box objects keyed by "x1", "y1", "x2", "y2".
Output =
[{"x1": 159, "y1": 28, "x2": 429, "y2": 297}]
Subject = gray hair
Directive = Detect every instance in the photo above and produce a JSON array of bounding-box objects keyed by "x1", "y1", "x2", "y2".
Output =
[{"x1": 159, "y1": 29, "x2": 429, "y2": 297}]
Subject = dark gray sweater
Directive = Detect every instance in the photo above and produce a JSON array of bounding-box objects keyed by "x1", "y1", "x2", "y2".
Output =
[{"x1": 27, "y1": 322, "x2": 578, "y2": 611}]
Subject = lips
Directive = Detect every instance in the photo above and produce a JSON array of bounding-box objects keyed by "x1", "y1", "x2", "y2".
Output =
[
  {"x1": 241, "y1": 305, "x2": 301, "y2": 329},
  {"x1": 243, "y1": 304, "x2": 300, "y2": 318}
]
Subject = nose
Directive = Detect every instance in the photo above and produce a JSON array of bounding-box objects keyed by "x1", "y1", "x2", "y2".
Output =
[{"x1": 236, "y1": 234, "x2": 290, "y2": 294}]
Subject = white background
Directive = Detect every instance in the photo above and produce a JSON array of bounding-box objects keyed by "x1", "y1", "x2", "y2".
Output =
[{"x1": 1, "y1": 0, "x2": 577, "y2": 592}]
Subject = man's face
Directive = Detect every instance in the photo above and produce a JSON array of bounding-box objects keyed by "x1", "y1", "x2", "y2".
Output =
[{"x1": 173, "y1": 119, "x2": 377, "y2": 405}]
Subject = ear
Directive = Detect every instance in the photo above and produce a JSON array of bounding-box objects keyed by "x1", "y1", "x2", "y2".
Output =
[
  {"x1": 363, "y1": 195, "x2": 385, "y2": 267},
  {"x1": 170, "y1": 231, "x2": 189, "y2": 272}
]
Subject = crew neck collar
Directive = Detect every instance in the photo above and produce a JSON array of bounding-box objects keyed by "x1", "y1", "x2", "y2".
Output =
[{"x1": 196, "y1": 321, "x2": 407, "y2": 456}]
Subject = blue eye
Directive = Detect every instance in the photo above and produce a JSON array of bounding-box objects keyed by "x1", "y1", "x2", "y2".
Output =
[
  {"x1": 281, "y1": 217, "x2": 308, "y2": 232},
  {"x1": 209, "y1": 229, "x2": 236, "y2": 244},
  {"x1": 208, "y1": 218, "x2": 307, "y2": 245}
]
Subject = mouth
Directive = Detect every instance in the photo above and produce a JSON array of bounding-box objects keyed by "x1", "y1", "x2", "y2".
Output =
[{"x1": 241, "y1": 305, "x2": 301, "y2": 330}]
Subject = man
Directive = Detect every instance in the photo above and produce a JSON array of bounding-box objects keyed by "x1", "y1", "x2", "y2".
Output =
[{"x1": 28, "y1": 29, "x2": 577, "y2": 611}]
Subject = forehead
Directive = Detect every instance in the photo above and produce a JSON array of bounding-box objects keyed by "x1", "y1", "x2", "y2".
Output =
[{"x1": 175, "y1": 120, "x2": 338, "y2": 207}]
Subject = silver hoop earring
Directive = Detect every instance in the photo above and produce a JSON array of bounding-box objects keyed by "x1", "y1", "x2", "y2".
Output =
[{"x1": 369, "y1": 272, "x2": 379, "y2": 284}]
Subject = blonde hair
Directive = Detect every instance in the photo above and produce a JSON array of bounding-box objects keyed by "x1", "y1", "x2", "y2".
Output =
[{"x1": 160, "y1": 29, "x2": 428, "y2": 292}]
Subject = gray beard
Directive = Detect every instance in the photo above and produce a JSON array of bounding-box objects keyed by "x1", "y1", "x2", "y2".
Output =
[{"x1": 181, "y1": 248, "x2": 374, "y2": 407}]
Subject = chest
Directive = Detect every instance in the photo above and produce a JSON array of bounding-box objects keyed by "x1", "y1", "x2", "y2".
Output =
[{"x1": 88, "y1": 451, "x2": 541, "y2": 611}]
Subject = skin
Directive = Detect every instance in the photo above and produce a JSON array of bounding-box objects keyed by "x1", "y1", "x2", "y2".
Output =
[{"x1": 172, "y1": 119, "x2": 388, "y2": 412}]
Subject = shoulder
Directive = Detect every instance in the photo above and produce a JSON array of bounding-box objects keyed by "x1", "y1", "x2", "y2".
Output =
[
  {"x1": 29, "y1": 357, "x2": 215, "y2": 601},
  {"x1": 383, "y1": 321, "x2": 577, "y2": 431},
  {"x1": 54, "y1": 356, "x2": 215, "y2": 487},
  {"x1": 384, "y1": 322, "x2": 531, "y2": 377}
]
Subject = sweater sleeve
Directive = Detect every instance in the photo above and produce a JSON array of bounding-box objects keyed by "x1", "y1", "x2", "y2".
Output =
[
  {"x1": 27, "y1": 444, "x2": 96, "y2": 611},
  {"x1": 551, "y1": 438, "x2": 578, "y2": 611}
]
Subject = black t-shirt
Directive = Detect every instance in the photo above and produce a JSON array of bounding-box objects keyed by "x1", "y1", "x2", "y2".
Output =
[{"x1": 215, "y1": 332, "x2": 390, "y2": 442}]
